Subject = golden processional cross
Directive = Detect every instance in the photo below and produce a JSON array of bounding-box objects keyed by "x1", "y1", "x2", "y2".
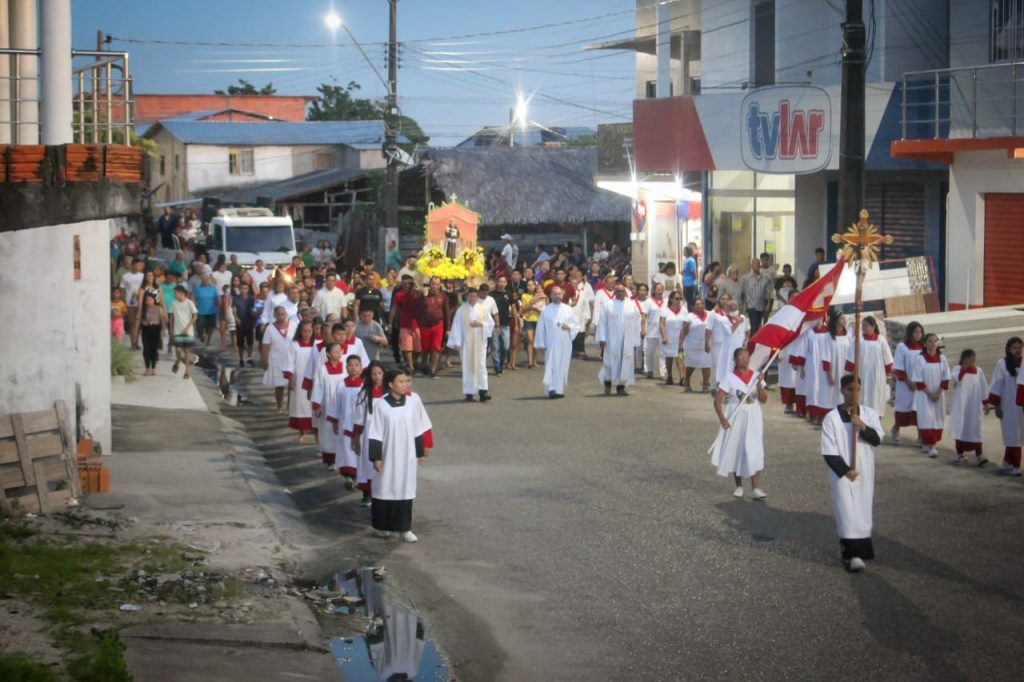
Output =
[{"x1": 831, "y1": 210, "x2": 894, "y2": 469}]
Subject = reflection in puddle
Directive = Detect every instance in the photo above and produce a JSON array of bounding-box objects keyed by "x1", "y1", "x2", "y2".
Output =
[
  {"x1": 323, "y1": 568, "x2": 451, "y2": 681},
  {"x1": 196, "y1": 356, "x2": 247, "y2": 405}
]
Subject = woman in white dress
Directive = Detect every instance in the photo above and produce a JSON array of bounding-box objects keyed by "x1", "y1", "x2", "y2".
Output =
[
  {"x1": 911, "y1": 333, "x2": 951, "y2": 458},
  {"x1": 642, "y1": 282, "x2": 666, "y2": 379},
  {"x1": 707, "y1": 293, "x2": 734, "y2": 390},
  {"x1": 948, "y1": 348, "x2": 989, "y2": 466},
  {"x1": 367, "y1": 368, "x2": 434, "y2": 543},
  {"x1": 987, "y1": 336, "x2": 1024, "y2": 475},
  {"x1": 711, "y1": 347, "x2": 768, "y2": 499},
  {"x1": 680, "y1": 298, "x2": 713, "y2": 393},
  {"x1": 261, "y1": 306, "x2": 297, "y2": 413},
  {"x1": 350, "y1": 361, "x2": 385, "y2": 507},
  {"x1": 813, "y1": 311, "x2": 851, "y2": 419},
  {"x1": 892, "y1": 321, "x2": 924, "y2": 443},
  {"x1": 845, "y1": 316, "x2": 893, "y2": 417},
  {"x1": 658, "y1": 291, "x2": 688, "y2": 385},
  {"x1": 714, "y1": 300, "x2": 750, "y2": 388},
  {"x1": 284, "y1": 320, "x2": 316, "y2": 443},
  {"x1": 310, "y1": 342, "x2": 347, "y2": 466}
]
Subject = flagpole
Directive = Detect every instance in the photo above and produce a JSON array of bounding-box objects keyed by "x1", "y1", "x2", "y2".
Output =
[{"x1": 849, "y1": 256, "x2": 866, "y2": 470}]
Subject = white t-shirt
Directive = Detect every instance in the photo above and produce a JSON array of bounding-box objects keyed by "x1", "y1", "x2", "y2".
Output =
[
  {"x1": 501, "y1": 243, "x2": 517, "y2": 268},
  {"x1": 480, "y1": 295, "x2": 499, "y2": 320},
  {"x1": 170, "y1": 298, "x2": 198, "y2": 336},
  {"x1": 249, "y1": 267, "x2": 272, "y2": 289},
  {"x1": 212, "y1": 270, "x2": 233, "y2": 294},
  {"x1": 120, "y1": 272, "x2": 144, "y2": 307}
]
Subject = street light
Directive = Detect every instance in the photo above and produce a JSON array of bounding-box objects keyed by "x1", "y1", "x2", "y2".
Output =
[{"x1": 323, "y1": 11, "x2": 389, "y2": 94}]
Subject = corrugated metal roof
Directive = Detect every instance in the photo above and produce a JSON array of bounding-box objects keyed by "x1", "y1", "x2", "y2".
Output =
[
  {"x1": 215, "y1": 167, "x2": 368, "y2": 204},
  {"x1": 148, "y1": 119, "x2": 395, "y2": 146}
]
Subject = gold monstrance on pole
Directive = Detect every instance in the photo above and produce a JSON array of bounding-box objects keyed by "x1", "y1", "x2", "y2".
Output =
[{"x1": 832, "y1": 210, "x2": 894, "y2": 469}]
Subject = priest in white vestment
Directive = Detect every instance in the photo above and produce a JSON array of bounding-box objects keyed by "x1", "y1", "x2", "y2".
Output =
[
  {"x1": 447, "y1": 289, "x2": 495, "y2": 402},
  {"x1": 534, "y1": 286, "x2": 579, "y2": 399},
  {"x1": 821, "y1": 375, "x2": 884, "y2": 573},
  {"x1": 596, "y1": 285, "x2": 642, "y2": 396}
]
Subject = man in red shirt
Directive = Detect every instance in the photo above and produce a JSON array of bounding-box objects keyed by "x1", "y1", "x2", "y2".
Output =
[
  {"x1": 418, "y1": 276, "x2": 451, "y2": 377},
  {"x1": 390, "y1": 275, "x2": 422, "y2": 371},
  {"x1": 545, "y1": 268, "x2": 576, "y2": 305}
]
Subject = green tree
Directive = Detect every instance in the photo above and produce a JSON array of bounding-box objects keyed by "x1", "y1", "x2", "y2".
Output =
[
  {"x1": 214, "y1": 79, "x2": 276, "y2": 96},
  {"x1": 307, "y1": 80, "x2": 429, "y2": 146}
]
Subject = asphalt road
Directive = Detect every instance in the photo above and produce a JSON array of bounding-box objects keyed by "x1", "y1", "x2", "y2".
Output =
[{"x1": 226, "y1": 341, "x2": 1024, "y2": 682}]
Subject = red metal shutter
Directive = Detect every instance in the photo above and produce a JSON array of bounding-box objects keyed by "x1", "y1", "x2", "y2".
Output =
[{"x1": 983, "y1": 194, "x2": 1024, "y2": 306}]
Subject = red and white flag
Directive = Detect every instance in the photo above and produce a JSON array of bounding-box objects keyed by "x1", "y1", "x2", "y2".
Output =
[{"x1": 747, "y1": 260, "x2": 846, "y2": 370}]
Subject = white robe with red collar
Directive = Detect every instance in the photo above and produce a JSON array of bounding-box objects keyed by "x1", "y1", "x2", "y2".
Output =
[{"x1": 949, "y1": 365, "x2": 988, "y2": 445}]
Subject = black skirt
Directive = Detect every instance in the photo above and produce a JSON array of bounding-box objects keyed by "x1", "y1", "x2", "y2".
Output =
[
  {"x1": 371, "y1": 498, "x2": 413, "y2": 532},
  {"x1": 840, "y1": 537, "x2": 875, "y2": 561}
]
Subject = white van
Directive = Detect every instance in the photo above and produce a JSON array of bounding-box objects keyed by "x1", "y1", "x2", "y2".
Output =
[{"x1": 207, "y1": 208, "x2": 297, "y2": 268}]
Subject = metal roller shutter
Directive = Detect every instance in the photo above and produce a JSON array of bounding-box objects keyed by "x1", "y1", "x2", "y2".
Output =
[
  {"x1": 983, "y1": 194, "x2": 1024, "y2": 306},
  {"x1": 865, "y1": 182, "x2": 926, "y2": 262}
]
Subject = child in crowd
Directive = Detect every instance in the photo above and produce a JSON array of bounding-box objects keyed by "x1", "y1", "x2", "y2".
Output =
[
  {"x1": 111, "y1": 287, "x2": 127, "y2": 343},
  {"x1": 948, "y1": 348, "x2": 989, "y2": 466},
  {"x1": 912, "y1": 333, "x2": 951, "y2": 458}
]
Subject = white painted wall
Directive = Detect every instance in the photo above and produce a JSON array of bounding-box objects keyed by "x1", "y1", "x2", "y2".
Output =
[
  {"x1": 186, "y1": 144, "x2": 295, "y2": 194},
  {"x1": 0, "y1": 218, "x2": 112, "y2": 453},
  {"x1": 949, "y1": 0, "x2": 988, "y2": 69},
  {"x1": 947, "y1": 150, "x2": 1024, "y2": 307},
  {"x1": 794, "y1": 172, "x2": 828, "y2": 278}
]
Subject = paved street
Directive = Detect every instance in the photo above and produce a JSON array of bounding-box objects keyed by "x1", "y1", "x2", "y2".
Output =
[{"x1": 228, "y1": 343, "x2": 1024, "y2": 682}]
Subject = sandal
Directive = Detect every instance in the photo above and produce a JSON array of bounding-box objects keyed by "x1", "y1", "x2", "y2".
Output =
[
  {"x1": 182, "y1": 372, "x2": 191, "y2": 379},
  {"x1": 172, "y1": 360, "x2": 180, "y2": 374}
]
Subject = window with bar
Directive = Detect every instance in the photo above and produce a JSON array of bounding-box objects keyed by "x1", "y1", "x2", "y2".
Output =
[
  {"x1": 228, "y1": 147, "x2": 255, "y2": 175},
  {"x1": 992, "y1": 0, "x2": 1024, "y2": 62}
]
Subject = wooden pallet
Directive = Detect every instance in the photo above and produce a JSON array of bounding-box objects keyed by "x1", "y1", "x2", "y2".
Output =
[{"x1": 0, "y1": 401, "x2": 81, "y2": 515}]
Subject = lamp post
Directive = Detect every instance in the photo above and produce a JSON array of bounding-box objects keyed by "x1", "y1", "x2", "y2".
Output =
[{"x1": 325, "y1": 2, "x2": 399, "y2": 253}]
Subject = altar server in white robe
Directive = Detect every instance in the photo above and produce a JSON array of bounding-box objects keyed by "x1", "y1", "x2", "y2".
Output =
[
  {"x1": 911, "y1": 333, "x2": 951, "y2": 458},
  {"x1": 804, "y1": 321, "x2": 832, "y2": 424},
  {"x1": 284, "y1": 320, "x2": 316, "y2": 443},
  {"x1": 707, "y1": 297, "x2": 733, "y2": 390},
  {"x1": 789, "y1": 326, "x2": 814, "y2": 418},
  {"x1": 302, "y1": 323, "x2": 345, "y2": 395},
  {"x1": 681, "y1": 298, "x2": 713, "y2": 393},
  {"x1": 351, "y1": 361, "x2": 385, "y2": 507},
  {"x1": 261, "y1": 306, "x2": 297, "y2": 413},
  {"x1": 597, "y1": 285, "x2": 643, "y2": 396},
  {"x1": 534, "y1": 286, "x2": 580, "y2": 399},
  {"x1": 590, "y1": 273, "x2": 617, "y2": 338},
  {"x1": 310, "y1": 343, "x2": 346, "y2": 466},
  {"x1": 988, "y1": 336, "x2": 1024, "y2": 476},
  {"x1": 328, "y1": 354, "x2": 364, "y2": 485},
  {"x1": 367, "y1": 368, "x2": 433, "y2": 543},
  {"x1": 891, "y1": 321, "x2": 925, "y2": 443},
  {"x1": 713, "y1": 300, "x2": 750, "y2": 387},
  {"x1": 447, "y1": 288, "x2": 494, "y2": 403},
  {"x1": 814, "y1": 311, "x2": 851, "y2": 418},
  {"x1": 570, "y1": 272, "x2": 595, "y2": 360},
  {"x1": 948, "y1": 348, "x2": 989, "y2": 466},
  {"x1": 711, "y1": 347, "x2": 768, "y2": 500},
  {"x1": 843, "y1": 316, "x2": 893, "y2": 417},
  {"x1": 820, "y1": 374, "x2": 884, "y2": 573}
]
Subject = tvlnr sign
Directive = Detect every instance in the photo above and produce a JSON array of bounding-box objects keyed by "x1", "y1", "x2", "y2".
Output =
[{"x1": 741, "y1": 86, "x2": 832, "y2": 174}]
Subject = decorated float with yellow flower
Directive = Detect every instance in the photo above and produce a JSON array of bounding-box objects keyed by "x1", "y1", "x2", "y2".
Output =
[{"x1": 416, "y1": 199, "x2": 486, "y2": 286}]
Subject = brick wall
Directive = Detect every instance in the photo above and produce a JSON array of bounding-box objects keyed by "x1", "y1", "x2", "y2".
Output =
[{"x1": 135, "y1": 94, "x2": 312, "y2": 122}]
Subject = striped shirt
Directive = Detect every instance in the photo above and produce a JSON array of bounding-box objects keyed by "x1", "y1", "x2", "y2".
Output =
[{"x1": 739, "y1": 271, "x2": 773, "y2": 312}]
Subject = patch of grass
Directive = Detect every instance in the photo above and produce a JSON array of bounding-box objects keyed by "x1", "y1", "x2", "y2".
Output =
[
  {"x1": 0, "y1": 653, "x2": 58, "y2": 682},
  {"x1": 110, "y1": 337, "x2": 137, "y2": 382},
  {"x1": 64, "y1": 631, "x2": 131, "y2": 682},
  {"x1": 0, "y1": 539, "x2": 125, "y2": 614},
  {"x1": 0, "y1": 521, "x2": 37, "y2": 541}
]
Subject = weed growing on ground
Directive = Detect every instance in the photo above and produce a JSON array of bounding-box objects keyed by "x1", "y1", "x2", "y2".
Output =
[{"x1": 0, "y1": 652, "x2": 58, "y2": 682}]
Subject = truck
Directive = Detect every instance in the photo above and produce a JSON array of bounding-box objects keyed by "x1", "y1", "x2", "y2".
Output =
[{"x1": 206, "y1": 207, "x2": 297, "y2": 269}]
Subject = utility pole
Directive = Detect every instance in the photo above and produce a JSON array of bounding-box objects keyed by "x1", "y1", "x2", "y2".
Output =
[
  {"x1": 384, "y1": 0, "x2": 399, "y2": 244},
  {"x1": 837, "y1": 0, "x2": 865, "y2": 238}
]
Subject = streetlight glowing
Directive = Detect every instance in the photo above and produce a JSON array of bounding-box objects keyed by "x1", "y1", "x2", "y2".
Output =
[
  {"x1": 324, "y1": 12, "x2": 342, "y2": 31},
  {"x1": 513, "y1": 95, "x2": 529, "y2": 131}
]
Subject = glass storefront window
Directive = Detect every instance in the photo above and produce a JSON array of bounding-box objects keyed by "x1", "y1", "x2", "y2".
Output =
[{"x1": 709, "y1": 171, "x2": 795, "y2": 275}]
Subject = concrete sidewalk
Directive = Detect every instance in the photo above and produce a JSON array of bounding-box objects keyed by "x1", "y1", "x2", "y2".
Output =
[{"x1": 98, "y1": 354, "x2": 342, "y2": 681}]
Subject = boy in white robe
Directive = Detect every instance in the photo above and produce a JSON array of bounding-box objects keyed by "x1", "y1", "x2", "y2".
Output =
[
  {"x1": 447, "y1": 288, "x2": 495, "y2": 402},
  {"x1": 821, "y1": 374, "x2": 884, "y2": 573},
  {"x1": 534, "y1": 286, "x2": 580, "y2": 399},
  {"x1": 596, "y1": 285, "x2": 642, "y2": 396},
  {"x1": 948, "y1": 349, "x2": 989, "y2": 466},
  {"x1": 311, "y1": 343, "x2": 347, "y2": 466},
  {"x1": 328, "y1": 354, "x2": 364, "y2": 487}
]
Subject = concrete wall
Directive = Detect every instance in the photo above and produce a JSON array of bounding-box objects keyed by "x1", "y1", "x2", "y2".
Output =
[
  {"x1": 949, "y1": 0, "x2": 988, "y2": 69},
  {"x1": 947, "y1": 150, "x2": 1024, "y2": 307},
  {"x1": 186, "y1": 144, "x2": 295, "y2": 194},
  {"x1": 794, "y1": 172, "x2": 829, "y2": 275},
  {"x1": 879, "y1": 0, "x2": 949, "y2": 81},
  {"x1": 0, "y1": 218, "x2": 112, "y2": 452}
]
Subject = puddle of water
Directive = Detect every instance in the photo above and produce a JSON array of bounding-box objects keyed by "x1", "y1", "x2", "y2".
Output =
[
  {"x1": 323, "y1": 568, "x2": 451, "y2": 681},
  {"x1": 196, "y1": 356, "x2": 248, "y2": 405}
]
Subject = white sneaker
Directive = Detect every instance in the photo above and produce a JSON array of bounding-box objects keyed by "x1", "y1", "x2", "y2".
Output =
[
  {"x1": 1009, "y1": 467, "x2": 1022, "y2": 477},
  {"x1": 401, "y1": 531, "x2": 418, "y2": 543},
  {"x1": 733, "y1": 486, "x2": 744, "y2": 499},
  {"x1": 848, "y1": 557, "x2": 866, "y2": 572},
  {"x1": 751, "y1": 488, "x2": 767, "y2": 500},
  {"x1": 1002, "y1": 461, "x2": 1014, "y2": 471},
  {"x1": 374, "y1": 530, "x2": 391, "y2": 539},
  {"x1": 927, "y1": 447, "x2": 939, "y2": 458}
]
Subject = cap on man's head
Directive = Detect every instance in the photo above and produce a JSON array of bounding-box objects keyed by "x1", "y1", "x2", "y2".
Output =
[{"x1": 501, "y1": 233, "x2": 513, "y2": 240}]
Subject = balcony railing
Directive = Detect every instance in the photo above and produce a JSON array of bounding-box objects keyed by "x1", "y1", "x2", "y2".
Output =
[
  {"x1": 900, "y1": 60, "x2": 1024, "y2": 140},
  {"x1": 1, "y1": 48, "x2": 133, "y2": 145}
]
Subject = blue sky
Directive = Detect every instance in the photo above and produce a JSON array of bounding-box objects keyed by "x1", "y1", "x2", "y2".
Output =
[{"x1": 72, "y1": 0, "x2": 638, "y2": 146}]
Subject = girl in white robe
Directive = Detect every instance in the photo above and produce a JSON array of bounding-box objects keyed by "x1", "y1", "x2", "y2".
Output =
[
  {"x1": 948, "y1": 349, "x2": 989, "y2": 466},
  {"x1": 351, "y1": 362, "x2": 385, "y2": 506},
  {"x1": 820, "y1": 375, "x2": 884, "y2": 572},
  {"x1": 311, "y1": 343, "x2": 346, "y2": 466},
  {"x1": 844, "y1": 316, "x2": 893, "y2": 417},
  {"x1": 789, "y1": 326, "x2": 814, "y2": 418},
  {"x1": 911, "y1": 333, "x2": 951, "y2": 458},
  {"x1": 803, "y1": 322, "x2": 831, "y2": 424},
  {"x1": 658, "y1": 293, "x2": 688, "y2": 385},
  {"x1": 260, "y1": 307, "x2": 297, "y2": 412},
  {"x1": 681, "y1": 298, "x2": 713, "y2": 392},
  {"x1": 284, "y1": 320, "x2": 316, "y2": 443},
  {"x1": 892, "y1": 321, "x2": 925, "y2": 443},
  {"x1": 813, "y1": 312, "x2": 851, "y2": 420},
  {"x1": 367, "y1": 368, "x2": 434, "y2": 542},
  {"x1": 987, "y1": 337, "x2": 1024, "y2": 475},
  {"x1": 711, "y1": 347, "x2": 768, "y2": 499},
  {"x1": 329, "y1": 355, "x2": 365, "y2": 485}
]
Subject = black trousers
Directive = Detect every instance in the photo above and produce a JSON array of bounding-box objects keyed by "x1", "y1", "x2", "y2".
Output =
[
  {"x1": 572, "y1": 330, "x2": 586, "y2": 354},
  {"x1": 141, "y1": 325, "x2": 162, "y2": 369}
]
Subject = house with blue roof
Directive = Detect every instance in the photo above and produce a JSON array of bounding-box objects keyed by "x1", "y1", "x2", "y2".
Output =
[{"x1": 143, "y1": 118, "x2": 395, "y2": 206}]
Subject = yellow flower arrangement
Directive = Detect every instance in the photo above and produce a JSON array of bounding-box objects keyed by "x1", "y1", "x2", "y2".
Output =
[{"x1": 414, "y1": 243, "x2": 487, "y2": 280}]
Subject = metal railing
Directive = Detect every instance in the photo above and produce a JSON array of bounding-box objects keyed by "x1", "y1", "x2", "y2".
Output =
[
  {"x1": 901, "y1": 60, "x2": 1024, "y2": 140},
  {"x1": 0, "y1": 48, "x2": 133, "y2": 145}
]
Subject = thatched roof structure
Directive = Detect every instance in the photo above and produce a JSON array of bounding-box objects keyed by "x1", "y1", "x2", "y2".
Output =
[{"x1": 415, "y1": 147, "x2": 630, "y2": 226}]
